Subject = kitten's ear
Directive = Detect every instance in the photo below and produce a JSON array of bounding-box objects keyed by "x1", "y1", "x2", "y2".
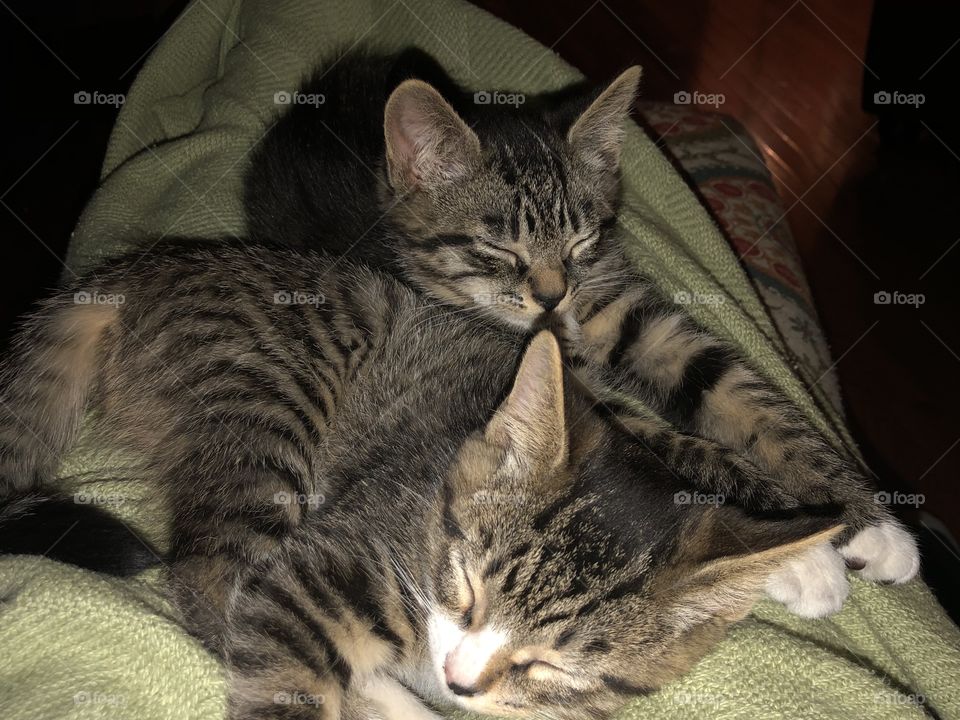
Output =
[
  {"x1": 384, "y1": 79, "x2": 481, "y2": 193},
  {"x1": 567, "y1": 66, "x2": 641, "y2": 175},
  {"x1": 485, "y1": 331, "x2": 567, "y2": 473},
  {"x1": 659, "y1": 505, "x2": 843, "y2": 626}
]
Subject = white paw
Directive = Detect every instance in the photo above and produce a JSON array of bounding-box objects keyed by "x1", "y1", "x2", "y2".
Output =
[
  {"x1": 765, "y1": 543, "x2": 850, "y2": 618},
  {"x1": 838, "y1": 522, "x2": 920, "y2": 584}
]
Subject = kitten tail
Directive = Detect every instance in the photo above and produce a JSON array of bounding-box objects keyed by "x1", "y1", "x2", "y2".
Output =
[{"x1": 0, "y1": 294, "x2": 158, "y2": 575}]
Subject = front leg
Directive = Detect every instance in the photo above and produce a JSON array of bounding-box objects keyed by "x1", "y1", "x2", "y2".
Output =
[
  {"x1": 224, "y1": 558, "x2": 352, "y2": 720},
  {"x1": 223, "y1": 533, "x2": 424, "y2": 720},
  {"x1": 573, "y1": 277, "x2": 918, "y2": 588},
  {"x1": 226, "y1": 617, "x2": 438, "y2": 720},
  {"x1": 568, "y1": 360, "x2": 798, "y2": 512}
]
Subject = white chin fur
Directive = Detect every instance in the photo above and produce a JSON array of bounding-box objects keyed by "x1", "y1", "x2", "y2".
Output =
[
  {"x1": 765, "y1": 543, "x2": 850, "y2": 618},
  {"x1": 839, "y1": 522, "x2": 920, "y2": 584},
  {"x1": 426, "y1": 612, "x2": 462, "y2": 701}
]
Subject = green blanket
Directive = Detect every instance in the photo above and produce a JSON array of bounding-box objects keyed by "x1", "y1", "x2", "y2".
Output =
[{"x1": 2, "y1": 0, "x2": 959, "y2": 718}]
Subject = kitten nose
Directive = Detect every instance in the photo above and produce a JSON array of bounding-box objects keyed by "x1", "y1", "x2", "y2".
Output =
[
  {"x1": 444, "y1": 651, "x2": 480, "y2": 696},
  {"x1": 447, "y1": 681, "x2": 480, "y2": 697},
  {"x1": 532, "y1": 288, "x2": 565, "y2": 312},
  {"x1": 530, "y1": 268, "x2": 567, "y2": 312}
]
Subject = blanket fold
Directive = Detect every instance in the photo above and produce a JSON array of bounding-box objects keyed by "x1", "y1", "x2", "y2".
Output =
[{"x1": 2, "y1": 0, "x2": 957, "y2": 718}]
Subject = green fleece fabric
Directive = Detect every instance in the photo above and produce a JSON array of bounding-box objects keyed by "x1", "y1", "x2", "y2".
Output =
[{"x1": 2, "y1": 0, "x2": 959, "y2": 718}]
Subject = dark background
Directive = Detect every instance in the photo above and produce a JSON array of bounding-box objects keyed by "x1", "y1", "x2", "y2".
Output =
[{"x1": 2, "y1": 0, "x2": 958, "y2": 618}]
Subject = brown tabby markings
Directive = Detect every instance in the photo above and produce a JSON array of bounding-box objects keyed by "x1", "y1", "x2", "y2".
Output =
[
  {"x1": 372, "y1": 65, "x2": 897, "y2": 541},
  {"x1": 1, "y1": 244, "x2": 840, "y2": 719},
  {"x1": 218, "y1": 328, "x2": 839, "y2": 720},
  {"x1": 0, "y1": 49, "x2": 919, "y2": 720}
]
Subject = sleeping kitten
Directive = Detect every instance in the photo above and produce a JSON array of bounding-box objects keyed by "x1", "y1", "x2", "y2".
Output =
[
  {"x1": 225, "y1": 330, "x2": 840, "y2": 720},
  {"x1": 0, "y1": 243, "x2": 837, "y2": 719},
  {"x1": 245, "y1": 49, "x2": 919, "y2": 611}
]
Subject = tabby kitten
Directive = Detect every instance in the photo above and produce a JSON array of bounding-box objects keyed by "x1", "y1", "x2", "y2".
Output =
[
  {"x1": 222, "y1": 327, "x2": 839, "y2": 720},
  {"x1": 0, "y1": 243, "x2": 837, "y2": 719},
  {"x1": 245, "y1": 49, "x2": 919, "y2": 612}
]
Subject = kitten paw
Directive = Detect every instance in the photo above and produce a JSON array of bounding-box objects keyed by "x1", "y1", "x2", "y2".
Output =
[
  {"x1": 552, "y1": 312, "x2": 583, "y2": 349},
  {"x1": 838, "y1": 522, "x2": 920, "y2": 584},
  {"x1": 765, "y1": 543, "x2": 850, "y2": 618}
]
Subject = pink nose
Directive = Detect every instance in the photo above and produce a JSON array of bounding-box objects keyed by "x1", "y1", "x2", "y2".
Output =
[{"x1": 444, "y1": 651, "x2": 479, "y2": 697}]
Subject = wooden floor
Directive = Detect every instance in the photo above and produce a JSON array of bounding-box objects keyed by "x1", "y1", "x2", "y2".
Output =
[{"x1": 472, "y1": 0, "x2": 960, "y2": 553}]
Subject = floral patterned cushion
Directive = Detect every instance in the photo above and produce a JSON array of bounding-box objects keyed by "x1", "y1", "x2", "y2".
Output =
[{"x1": 638, "y1": 102, "x2": 843, "y2": 415}]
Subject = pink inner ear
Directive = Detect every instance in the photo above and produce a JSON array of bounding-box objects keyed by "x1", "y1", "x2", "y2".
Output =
[
  {"x1": 388, "y1": 86, "x2": 478, "y2": 190},
  {"x1": 392, "y1": 106, "x2": 430, "y2": 188}
]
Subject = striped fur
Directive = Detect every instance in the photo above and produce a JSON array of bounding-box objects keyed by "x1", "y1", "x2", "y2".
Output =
[
  {"x1": 1, "y1": 243, "x2": 841, "y2": 719},
  {"x1": 216, "y1": 323, "x2": 842, "y2": 720},
  {"x1": 245, "y1": 47, "x2": 916, "y2": 561}
]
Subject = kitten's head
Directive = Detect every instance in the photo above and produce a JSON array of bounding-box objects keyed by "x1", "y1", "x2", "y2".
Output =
[
  {"x1": 429, "y1": 332, "x2": 840, "y2": 718},
  {"x1": 383, "y1": 69, "x2": 641, "y2": 330}
]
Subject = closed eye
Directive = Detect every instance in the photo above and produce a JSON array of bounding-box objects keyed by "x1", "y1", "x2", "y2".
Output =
[
  {"x1": 461, "y1": 593, "x2": 475, "y2": 628},
  {"x1": 512, "y1": 659, "x2": 565, "y2": 676},
  {"x1": 565, "y1": 232, "x2": 599, "y2": 261},
  {"x1": 476, "y1": 239, "x2": 520, "y2": 267},
  {"x1": 458, "y1": 560, "x2": 477, "y2": 628}
]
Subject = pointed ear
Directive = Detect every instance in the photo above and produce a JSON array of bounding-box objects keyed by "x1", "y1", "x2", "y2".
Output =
[
  {"x1": 485, "y1": 331, "x2": 567, "y2": 473},
  {"x1": 567, "y1": 66, "x2": 641, "y2": 175},
  {"x1": 657, "y1": 505, "x2": 843, "y2": 626},
  {"x1": 384, "y1": 79, "x2": 481, "y2": 193}
]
